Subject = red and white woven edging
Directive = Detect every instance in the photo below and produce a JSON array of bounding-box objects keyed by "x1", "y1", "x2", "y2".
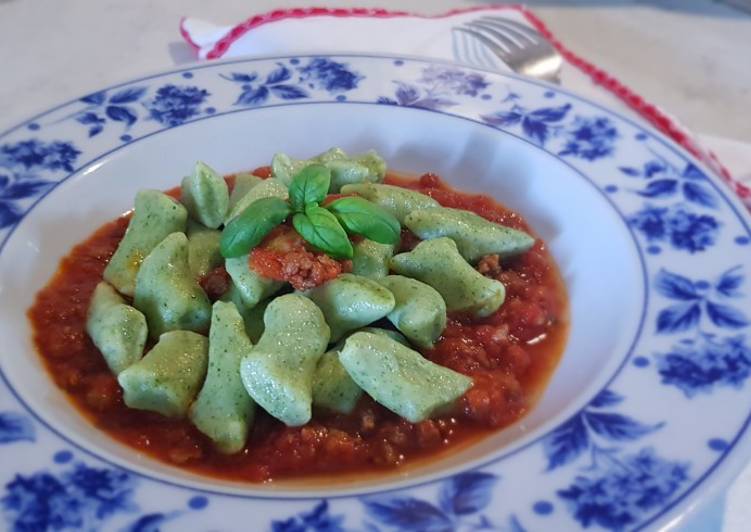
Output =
[{"x1": 179, "y1": 5, "x2": 750, "y2": 209}]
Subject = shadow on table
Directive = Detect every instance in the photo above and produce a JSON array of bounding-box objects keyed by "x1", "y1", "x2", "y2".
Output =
[{"x1": 477, "y1": 0, "x2": 750, "y2": 17}]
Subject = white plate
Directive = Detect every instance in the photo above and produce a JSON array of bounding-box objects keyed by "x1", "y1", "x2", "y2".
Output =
[{"x1": 0, "y1": 54, "x2": 749, "y2": 531}]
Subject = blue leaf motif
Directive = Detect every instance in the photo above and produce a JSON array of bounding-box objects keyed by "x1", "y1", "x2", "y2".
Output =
[
  {"x1": 544, "y1": 414, "x2": 589, "y2": 470},
  {"x1": 657, "y1": 302, "x2": 701, "y2": 333},
  {"x1": 521, "y1": 116, "x2": 549, "y2": 144},
  {"x1": 269, "y1": 84, "x2": 308, "y2": 100},
  {"x1": 619, "y1": 166, "x2": 640, "y2": 177},
  {"x1": 589, "y1": 389, "x2": 623, "y2": 408},
  {"x1": 0, "y1": 200, "x2": 22, "y2": 228},
  {"x1": 716, "y1": 266, "x2": 744, "y2": 298},
  {"x1": 656, "y1": 270, "x2": 700, "y2": 300},
  {"x1": 481, "y1": 110, "x2": 523, "y2": 127},
  {"x1": 438, "y1": 472, "x2": 497, "y2": 516},
  {"x1": 682, "y1": 162, "x2": 706, "y2": 180},
  {"x1": 222, "y1": 72, "x2": 258, "y2": 83},
  {"x1": 88, "y1": 124, "x2": 104, "y2": 137},
  {"x1": 76, "y1": 112, "x2": 103, "y2": 125},
  {"x1": 266, "y1": 64, "x2": 291, "y2": 84},
  {"x1": 682, "y1": 181, "x2": 717, "y2": 208},
  {"x1": 0, "y1": 411, "x2": 35, "y2": 443},
  {"x1": 122, "y1": 512, "x2": 171, "y2": 532},
  {"x1": 528, "y1": 103, "x2": 571, "y2": 122},
  {"x1": 0, "y1": 180, "x2": 51, "y2": 199},
  {"x1": 584, "y1": 412, "x2": 658, "y2": 441},
  {"x1": 106, "y1": 105, "x2": 137, "y2": 126},
  {"x1": 80, "y1": 91, "x2": 106, "y2": 105},
  {"x1": 108, "y1": 87, "x2": 147, "y2": 104},
  {"x1": 235, "y1": 86, "x2": 269, "y2": 106},
  {"x1": 644, "y1": 160, "x2": 667, "y2": 177},
  {"x1": 637, "y1": 179, "x2": 678, "y2": 198},
  {"x1": 364, "y1": 498, "x2": 453, "y2": 531},
  {"x1": 706, "y1": 301, "x2": 749, "y2": 329}
]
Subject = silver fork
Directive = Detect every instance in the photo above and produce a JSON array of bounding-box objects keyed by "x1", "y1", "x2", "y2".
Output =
[{"x1": 453, "y1": 16, "x2": 562, "y2": 84}]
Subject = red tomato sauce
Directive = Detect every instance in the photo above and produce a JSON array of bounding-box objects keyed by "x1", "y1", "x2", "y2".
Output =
[{"x1": 28, "y1": 171, "x2": 568, "y2": 484}]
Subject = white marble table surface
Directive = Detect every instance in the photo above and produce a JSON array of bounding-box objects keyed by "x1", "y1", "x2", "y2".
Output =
[{"x1": 1, "y1": 1, "x2": 750, "y2": 530}]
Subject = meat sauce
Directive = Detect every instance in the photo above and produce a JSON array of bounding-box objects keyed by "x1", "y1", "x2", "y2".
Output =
[{"x1": 28, "y1": 170, "x2": 568, "y2": 483}]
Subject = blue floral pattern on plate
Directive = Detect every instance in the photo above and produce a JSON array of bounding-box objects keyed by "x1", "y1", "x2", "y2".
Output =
[{"x1": 0, "y1": 54, "x2": 749, "y2": 531}]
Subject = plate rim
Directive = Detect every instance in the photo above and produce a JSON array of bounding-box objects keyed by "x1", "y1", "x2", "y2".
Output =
[{"x1": 0, "y1": 52, "x2": 749, "y2": 531}]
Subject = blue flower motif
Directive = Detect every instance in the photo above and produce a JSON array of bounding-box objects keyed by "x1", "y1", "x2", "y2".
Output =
[
  {"x1": 418, "y1": 66, "x2": 489, "y2": 96},
  {"x1": 0, "y1": 412, "x2": 34, "y2": 444},
  {"x1": 2, "y1": 463, "x2": 136, "y2": 531},
  {"x1": 72, "y1": 86, "x2": 147, "y2": 136},
  {"x1": 144, "y1": 84, "x2": 210, "y2": 127},
  {"x1": 629, "y1": 204, "x2": 720, "y2": 253},
  {"x1": 297, "y1": 58, "x2": 363, "y2": 93},
  {"x1": 481, "y1": 104, "x2": 571, "y2": 145},
  {"x1": 543, "y1": 390, "x2": 660, "y2": 470},
  {"x1": 0, "y1": 139, "x2": 80, "y2": 229},
  {"x1": 378, "y1": 66, "x2": 488, "y2": 111},
  {"x1": 559, "y1": 116, "x2": 618, "y2": 160},
  {"x1": 657, "y1": 334, "x2": 751, "y2": 397},
  {"x1": 667, "y1": 207, "x2": 720, "y2": 252},
  {"x1": 654, "y1": 267, "x2": 749, "y2": 334},
  {"x1": 620, "y1": 158, "x2": 717, "y2": 208},
  {"x1": 0, "y1": 139, "x2": 80, "y2": 173},
  {"x1": 558, "y1": 448, "x2": 689, "y2": 530}
]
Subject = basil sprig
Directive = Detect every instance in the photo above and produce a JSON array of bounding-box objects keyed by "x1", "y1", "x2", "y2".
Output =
[
  {"x1": 219, "y1": 163, "x2": 401, "y2": 260},
  {"x1": 288, "y1": 164, "x2": 330, "y2": 211},
  {"x1": 220, "y1": 197, "x2": 290, "y2": 258},
  {"x1": 327, "y1": 197, "x2": 400, "y2": 245},
  {"x1": 293, "y1": 205, "x2": 354, "y2": 259}
]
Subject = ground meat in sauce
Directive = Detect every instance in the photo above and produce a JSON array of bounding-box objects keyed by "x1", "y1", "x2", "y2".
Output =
[
  {"x1": 28, "y1": 171, "x2": 568, "y2": 483},
  {"x1": 249, "y1": 225, "x2": 350, "y2": 291}
]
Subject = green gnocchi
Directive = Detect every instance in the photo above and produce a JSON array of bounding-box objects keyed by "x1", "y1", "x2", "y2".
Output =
[
  {"x1": 390, "y1": 237, "x2": 506, "y2": 317},
  {"x1": 81, "y1": 149, "x2": 557, "y2": 463}
]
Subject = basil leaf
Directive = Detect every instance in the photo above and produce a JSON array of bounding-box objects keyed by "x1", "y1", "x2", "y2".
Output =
[
  {"x1": 327, "y1": 197, "x2": 401, "y2": 245},
  {"x1": 293, "y1": 205, "x2": 353, "y2": 259},
  {"x1": 220, "y1": 197, "x2": 290, "y2": 258},
  {"x1": 289, "y1": 164, "x2": 331, "y2": 212}
]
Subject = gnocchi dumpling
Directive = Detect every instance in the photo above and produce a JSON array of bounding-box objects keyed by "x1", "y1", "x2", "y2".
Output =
[
  {"x1": 378, "y1": 275, "x2": 447, "y2": 348},
  {"x1": 352, "y1": 239, "x2": 394, "y2": 280},
  {"x1": 240, "y1": 294, "x2": 330, "y2": 426},
  {"x1": 225, "y1": 255, "x2": 284, "y2": 310},
  {"x1": 118, "y1": 330, "x2": 208, "y2": 417},
  {"x1": 312, "y1": 327, "x2": 405, "y2": 414},
  {"x1": 340, "y1": 183, "x2": 439, "y2": 223},
  {"x1": 180, "y1": 161, "x2": 229, "y2": 229},
  {"x1": 224, "y1": 178, "x2": 289, "y2": 223},
  {"x1": 390, "y1": 237, "x2": 505, "y2": 317},
  {"x1": 228, "y1": 173, "x2": 263, "y2": 212},
  {"x1": 405, "y1": 207, "x2": 535, "y2": 262},
  {"x1": 103, "y1": 190, "x2": 187, "y2": 296},
  {"x1": 189, "y1": 301, "x2": 256, "y2": 454},
  {"x1": 186, "y1": 220, "x2": 223, "y2": 278},
  {"x1": 339, "y1": 332, "x2": 472, "y2": 422},
  {"x1": 86, "y1": 282, "x2": 147, "y2": 375},
  {"x1": 303, "y1": 273, "x2": 395, "y2": 342},
  {"x1": 133, "y1": 232, "x2": 212, "y2": 338},
  {"x1": 272, "y1": 147, "x2": 386, "y2": 192}
]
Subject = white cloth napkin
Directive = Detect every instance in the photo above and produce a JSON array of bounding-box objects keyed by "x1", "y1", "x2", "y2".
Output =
[{"x1": 180, "y1": 9, "x2": 751, "y2": 527}]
